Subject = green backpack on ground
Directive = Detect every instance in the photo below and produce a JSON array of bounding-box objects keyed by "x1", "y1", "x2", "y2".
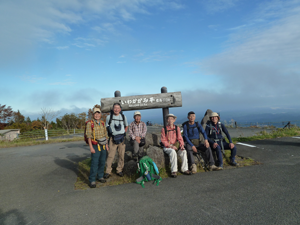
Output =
[{"x1": 136, "y1": 156, "x2": 162, "y2": 188}]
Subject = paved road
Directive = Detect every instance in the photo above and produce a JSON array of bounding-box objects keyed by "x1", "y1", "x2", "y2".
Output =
[{"x1": 0, "y1": 137, "x2": 299, "y2": 225}]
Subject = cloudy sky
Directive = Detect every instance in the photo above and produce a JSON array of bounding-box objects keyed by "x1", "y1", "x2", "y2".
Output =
[{"x1": 1, "y1": 0, "x2": 299, "y2": 122}]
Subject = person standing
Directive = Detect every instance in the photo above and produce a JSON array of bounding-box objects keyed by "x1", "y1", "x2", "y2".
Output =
[
  {"x1": 86, "y1": 106, "x2": 109, "y2": 188},
  {"x1": 104, "y1": 103, "x2": 128, "y2": 178}
]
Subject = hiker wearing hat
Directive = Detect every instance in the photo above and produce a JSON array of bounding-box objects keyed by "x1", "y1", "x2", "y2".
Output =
[
  {"x1": 85, "y1": 106, "x2": 109, "y2": 188},
  {"x1": 129, "y1": 111, "x2": 147, "y2": 158},
  {"x1": 182, "y1": 111, "x2": 219, "y2": 173},
  {"x1": 104, "y1": 103, "x2": 128, "y2": 178},
  {"x1": 161, "y1": 114, "x2": 191, "y2": 178},
  {"x1": 205, "y1": 112, "x2": 237, "y2": 169}
]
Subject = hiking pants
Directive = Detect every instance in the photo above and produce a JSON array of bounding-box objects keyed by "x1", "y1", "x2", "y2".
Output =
[
  {"x1": 186, "y1": 143, "x2": 215, "y2": 168},
  {"x1": 106, "y1": 138, "x2": 126, "y2": 174},
  {"x1": 163, "y1": 148, "x2": 188, "y2": 173},
  {"x1": 89, "y1": 144, "x2": 107, "y2": 183},
  {"x1": 130, "y1": 138, "x2": 144, "y2": 155},
  {"x1": 210, "y1": 141, "x2": 237, "y2": 167}
]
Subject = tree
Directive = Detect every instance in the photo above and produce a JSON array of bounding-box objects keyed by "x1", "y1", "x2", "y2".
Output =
[
  {"x1": 56, "y1": 118, "x2": 63, "y2": 129},
  {"x1": 87, "y1": 108, "x2": 93, "y2": 120},
  {"x1": 61, "y1": 114, "x2": 72, "y2": 132},
  {"x1": 40, "y1": 108, "x2": 59, "y2": 130},
  {"x1": 25, "y1": 116, "x2": 32, "y2": 124},
  {"x1": 13, "y1": 110, "x2": 25, "y2": 123},
  {"x1": 0, "y1": 104, "x2": 13, "y2": 123},
  {"x1": 31, "y1": 120, "x2": 42, "y2": 130},
  {"x1": 78, "y1": 112, "x2": 87, "y2": 129}
]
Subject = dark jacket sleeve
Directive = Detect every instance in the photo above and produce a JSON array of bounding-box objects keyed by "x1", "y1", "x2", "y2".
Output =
[
  {"x1": 205, "y1": 125, "x2": 215, "y2": 145},
  {"x1": 198, "y1": 123, "x2": 208, "y2": 140},
  {"x1": 221, "y1": 124, "x2": 232, "y2": 143},
  {"x1": 182, "y1": 124, "x2": 194, "y2": 147}
]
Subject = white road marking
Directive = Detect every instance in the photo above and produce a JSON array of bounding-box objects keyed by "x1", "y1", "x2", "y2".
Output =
[
  {"x1": 292, "y1": 136, "x2": 300, "y2": 139},
  {"x1": 236, "y1": 142, "x2": 256, "y2": 147}
]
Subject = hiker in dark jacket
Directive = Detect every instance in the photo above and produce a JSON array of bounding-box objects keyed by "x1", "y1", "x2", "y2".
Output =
[
  {"x1": 182, "y1": 111, "x2": 219, "y2": 173},
  {"x1": 205, "y1": 112, "x2": 237, "y2": 169}
]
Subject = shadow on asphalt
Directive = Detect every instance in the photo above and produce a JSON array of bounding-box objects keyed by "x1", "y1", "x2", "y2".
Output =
[
  {"x1": 53, "y1": 153, "x2": 89, "y2": 175},
  {"x1": 0, "y1": 209, "x2": 27, "y2": 225}
]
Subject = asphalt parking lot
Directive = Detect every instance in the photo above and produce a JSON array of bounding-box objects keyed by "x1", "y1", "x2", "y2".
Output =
[{"x1": 0, "y1": 135, "x2": 299, "y2": 225}]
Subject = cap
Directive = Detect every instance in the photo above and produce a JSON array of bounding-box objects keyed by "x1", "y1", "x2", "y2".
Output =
[{"x1": 93, "y1": 108, "x2": 101, "y2": 114}]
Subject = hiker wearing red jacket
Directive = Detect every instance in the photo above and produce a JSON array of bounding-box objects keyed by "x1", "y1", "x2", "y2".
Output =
[{"x1": 161, "y1": 114, "x2": 191, "y2": 178}]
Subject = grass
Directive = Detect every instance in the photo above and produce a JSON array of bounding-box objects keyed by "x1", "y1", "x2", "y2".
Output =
[
  {"x1": 0, "y1": 136, "x2": 83, "y2": 149},
  {"x1": 232, "y1": 126, "x2": 300, "y2": 143},
  {"x1": 74, "y1": 150, "x2": 260, "y2": 190}
]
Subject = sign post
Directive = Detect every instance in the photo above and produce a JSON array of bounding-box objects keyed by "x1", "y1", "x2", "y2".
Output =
[{"x1": 100, "y1": 87, "x2": 182, "y2": 127}]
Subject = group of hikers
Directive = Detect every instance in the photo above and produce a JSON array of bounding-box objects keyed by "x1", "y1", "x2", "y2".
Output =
[{"x1": 85, "y1": 103, "x2": 237, "y2": 188}]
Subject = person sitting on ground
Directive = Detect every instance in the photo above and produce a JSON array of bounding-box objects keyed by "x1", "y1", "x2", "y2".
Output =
[
  {"x1": 104, "y1": 103, "x2": 128, "y2": 179},
  {"x1": 161, "y1": 113, "x2": 191, "y2": 178},
  {"x1": 182, "y1": 111, "x2": 219, "y2": 173},
  {"x1": 129, "y1": 111, "x2": 147, "y2": 159},
  {"x1": 86, "y1": 106, "x2": 109, "y2": 188},
  {"x1": 205, "y1": 112, "x2": 237, "y2": 169}
]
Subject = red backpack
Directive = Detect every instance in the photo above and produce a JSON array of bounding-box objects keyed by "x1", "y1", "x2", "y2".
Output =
[{"x1": 84, "y1": 120, "x2": 105, "y2": 145}]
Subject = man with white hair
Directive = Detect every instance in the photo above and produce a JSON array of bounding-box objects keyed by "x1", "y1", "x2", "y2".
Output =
[
  {"x1": 205, "y1": 112, "x2": 237, "y2": 169},
  {"x1": 129, "y1": 111, "x2": 147, "y2": 158},
  {"x1": 161, "y1": 113, "x2": 191, "y2": 178}
]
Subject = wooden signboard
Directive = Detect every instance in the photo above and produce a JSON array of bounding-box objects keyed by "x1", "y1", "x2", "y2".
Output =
[{"x1": 101, "y1": 92, "x2": 182, "y2": 113}]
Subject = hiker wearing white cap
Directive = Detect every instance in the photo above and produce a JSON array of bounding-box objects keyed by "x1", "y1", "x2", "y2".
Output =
[
  {"x1": 129, "y1": 111, "x2": 147, "y2": 158},
  {"x1": 205, "y1": 112, "x2": 237, "y2": 169},
  {"x1": 161, "y1": 114, "x2": 191, "y2": 178}
]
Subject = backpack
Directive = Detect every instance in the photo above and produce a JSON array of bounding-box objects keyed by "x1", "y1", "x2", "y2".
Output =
[
  {"x1": 207, "y1": 121, "x2": 223, "y2": 138},
  {"x1": 84, "y1": 120, "x2": 105, "y2": 145},
  {"x1": 182, "y1": 121, "x2": 200, "y2": 136},
  {"x1": 136, "y1": 156, "x2": 162, "y2": 188},
  {"x1": 160, "y1": 125, "x2": 178, "y2": 147},
  {"x1": 107, "y1": 110, "x2": 126, "y2": 137}
]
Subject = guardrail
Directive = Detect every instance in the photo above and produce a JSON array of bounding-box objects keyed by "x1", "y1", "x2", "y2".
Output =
[{"x1": 19, "y1": 129, "x2": 84, "y2": 140}]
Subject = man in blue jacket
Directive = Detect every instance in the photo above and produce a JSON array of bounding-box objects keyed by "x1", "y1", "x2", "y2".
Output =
[
  {"x1": 182, "y1": 111, "x2": 219, "y2": 173},
  {"x1": 205, "y1": 112, "x2": 237, "y2": 169}
]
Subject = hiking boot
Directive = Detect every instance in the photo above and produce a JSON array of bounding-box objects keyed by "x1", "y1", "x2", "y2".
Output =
[
  {"x1": 191, "y1": 164, "x2": 197, "y2": 174},
  {"x1": 117, "y1": 172, "x2": 124, "y2": 177},
  {"x1": 103, "y1": 173, "x2": 110, "y2": 179},
  {"x1": 230, "y1": 161, "x2": 238, "y2": 166},
  {"x1": 97, "y1": 178, "x2": 106, "y2": 183},
  {"x1": 90, "y1": 181, "x2": 96, "y2": 188},
  {"x1": 183, "y1": 170, "x2": 191, "y2": 175},
  {"x1": 171, "y1": 172, "x2": 177, "y2": 178},
  {"x1": 209, "y1": 165, "x2": 219, "y2": 171}
]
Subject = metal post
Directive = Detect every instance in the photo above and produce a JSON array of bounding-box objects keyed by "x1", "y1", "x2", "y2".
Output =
[{"x1": 161, "y1": 86, "x2": 169, "y2": 127}]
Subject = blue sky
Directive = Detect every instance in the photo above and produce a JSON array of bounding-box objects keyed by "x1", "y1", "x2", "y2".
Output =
[{"x1": 1, "y1": 0, "x2": 300, "y2": 122}]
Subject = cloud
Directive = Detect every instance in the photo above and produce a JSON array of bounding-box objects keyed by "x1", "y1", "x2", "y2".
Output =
[
  {"x1": 49, "y1": 82, "x2": 76, "y2": 85},
  {"x1": 194, "y1": 0, "x2": 300, "y2": 110},
  {"x1": 199, "y1": 0, "x2": 240, "y2": 14},
  {"x1": 56, "y1": 46, "x2": 69, "y2": 50},
  {"x1": 19, "y1": 75, "x2": 45, "y2": 83},
  {"x1": 0, "y1": 0, "x2": 185, "y2": 66}
]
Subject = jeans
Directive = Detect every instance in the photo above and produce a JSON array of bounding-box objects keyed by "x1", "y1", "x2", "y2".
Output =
[
  {"x1": 211, "y1": 141, "x2": 237, "y2": 167},
  {"x1": 89, "y1": 144, "x2": 107, "y2": 182}
]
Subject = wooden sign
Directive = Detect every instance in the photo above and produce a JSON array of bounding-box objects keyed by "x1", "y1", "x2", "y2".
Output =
[{"x1": 101, "y1": 92, "x2": 182, "y2": 113}]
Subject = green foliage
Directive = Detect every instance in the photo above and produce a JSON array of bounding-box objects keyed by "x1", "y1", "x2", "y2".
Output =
[{"x1": 232, "y1": 126, "x2": 300, "y2": 143}]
